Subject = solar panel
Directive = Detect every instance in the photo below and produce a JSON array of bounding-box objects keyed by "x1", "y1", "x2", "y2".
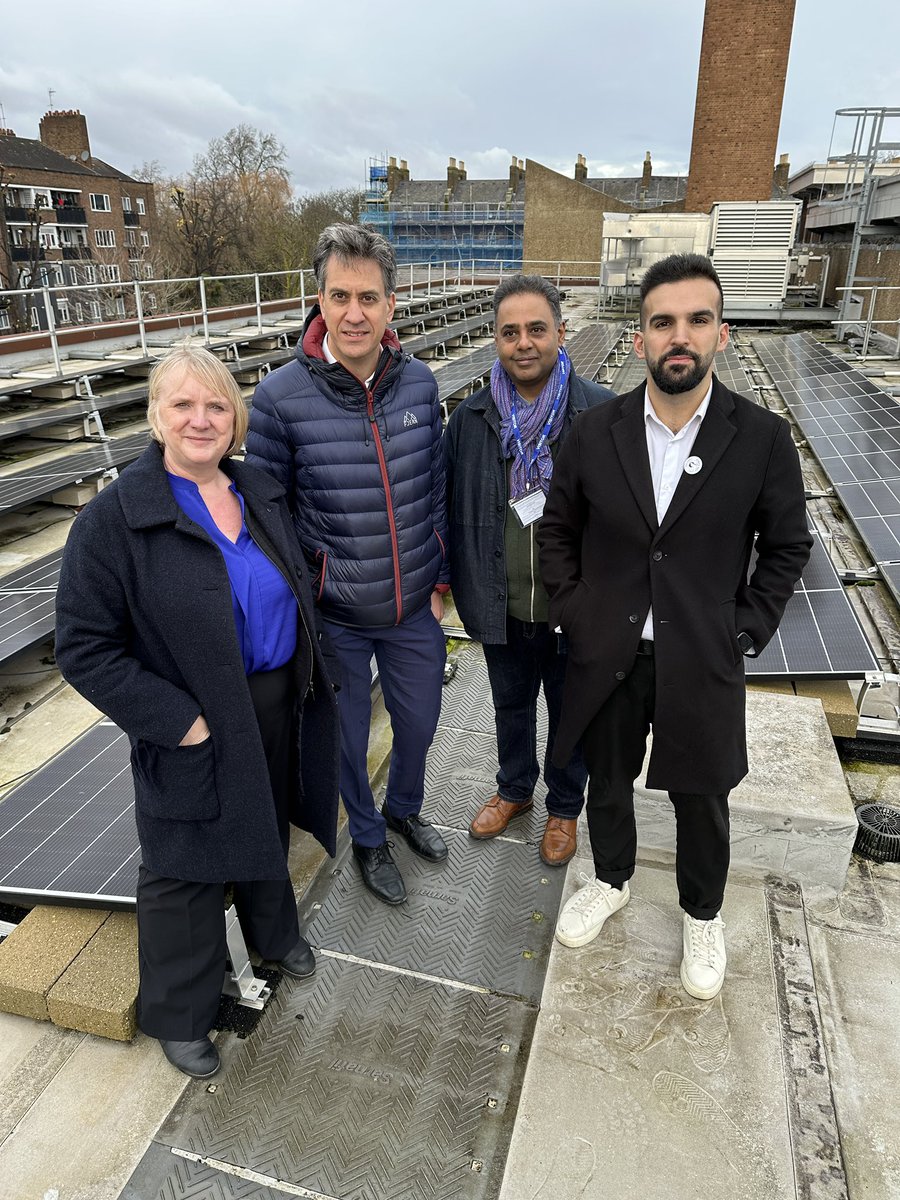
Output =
[
  {"x1": 565, "y1": 322, "x2": 627, "y2": 382},
  {"x1": 0, "y1": 549, "x2": 62, "y2": 663},
  {"x1": 0, "y1": 722, "x2": 140, "y2": 909},
  {"x1": 0, "y1": 430, "x2": 149, "y2": 513},
  {"x1": 405, "y1": 312, "x2": 491, "y2": 357},
  {"x1": 754, "y1": 332, "x2": 900, "y2": 570},
  {"x1": 747, "y1": 531, "x2": 879, "y2": 678},
  {"x1": 433, "y1": 344, "x2": 497, "y2": 402}
]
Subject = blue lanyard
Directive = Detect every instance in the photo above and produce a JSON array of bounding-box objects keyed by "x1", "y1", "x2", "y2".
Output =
[{"x1": 509, "y1": 353, "x2": 569, "y2": 484}]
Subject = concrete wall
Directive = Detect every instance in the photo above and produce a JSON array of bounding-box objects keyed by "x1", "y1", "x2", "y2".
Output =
[
  {"x1": 808, "y1": 241, "x2": 900, "y2": 332},
  {"x1": 522, "y1": 159, "x2": 628, "y2": 277},
  {"x1": 685, "y1": 0, "x2": 796, "y2": 212}
]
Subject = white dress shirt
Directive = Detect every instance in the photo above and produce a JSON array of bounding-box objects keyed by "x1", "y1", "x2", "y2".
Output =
[{"x1": 641, "y1": 383, "x2": 712, "y2": 640}]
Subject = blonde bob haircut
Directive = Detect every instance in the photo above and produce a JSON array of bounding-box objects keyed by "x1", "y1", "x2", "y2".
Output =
[{"x1": 147, "y1": 345, "x2": 248, "y2": 457}]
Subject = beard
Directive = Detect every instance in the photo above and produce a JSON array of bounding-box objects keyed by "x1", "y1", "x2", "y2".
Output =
[{"x1": 648, "y1": 347, "x2": 715, "y2": 395}]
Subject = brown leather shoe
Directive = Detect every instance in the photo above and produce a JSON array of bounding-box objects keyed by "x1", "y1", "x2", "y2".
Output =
[
  {"x1": 469, "y1": 794, "x2": 534, "y2": 839},
  {"x1": 540, "y1": 816, "x2": 578, "y2": 866}
]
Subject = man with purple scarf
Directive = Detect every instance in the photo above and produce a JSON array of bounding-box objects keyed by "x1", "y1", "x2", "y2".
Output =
[{"x1": 444, "y1": 275, "x2": 614, "y2": 866}]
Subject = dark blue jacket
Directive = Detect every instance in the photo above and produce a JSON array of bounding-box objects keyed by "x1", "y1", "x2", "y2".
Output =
[
  {"x1": 245, "y1": 309, "x2": 449, "y2": 629},
  {"x1": 54, "y1": 443, "x2": 341, "y2": 882},
  {"x1": 445, "y1": 372, "x2": 614, "y2": 643}
]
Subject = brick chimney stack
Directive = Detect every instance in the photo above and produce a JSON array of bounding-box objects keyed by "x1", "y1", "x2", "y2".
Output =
[
  {"x1": 641, "y1": 151, "x2": 652, "y2": 199},
  {"x1": 684, "y1": 0, "x2": 796, "y2": 212},
  {"x1": 39, "y1": 109, "x2": 91, "y2": 160},
  {"x1": 575, "y1": 153, "x2": 588, "y2": 182},
  {"x1": 773, "y1": 153, "x2": 791, "y2": 196}
]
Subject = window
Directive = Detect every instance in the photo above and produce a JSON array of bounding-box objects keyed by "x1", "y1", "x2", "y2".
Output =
[
  {"x1": 82, "y1": 264, "x2": 97, "y2": 284},
  {"x1": 100, "y1": 264, "x2": 121, "y2": 283},
  {"x1": 57, "y1": 299, "x2": 71, "y2": 324},
  {"x1": 90, "y1": 301, "x2": 102, "y2": 321},
  {"x1": 136, "y1": 197, "x2": 146, "y2": 215},
  {"x1": 68, "y1": 267, "x2": 78, "y2": 285},
  {"x1": 89, "y1": 193, "x2": 111, "y2": 212},
  {"x1": 141, "y1": 231, "x2": 150, "y2": 247},
  {"x1": 0, "y1": 310, "x2": 10, "y2": 331},
  {"x1": 122, "y1": 196, "x2": 132, "y2": 212},
  {"x1": 124, "y1": 231, "x2": 137, "y2": 248},
  {"x1": 52, "y1": 265, "x2": 64, "y2": 286},
  {"x1": 39, "y1": 227, "x2": 59, "y2": 249},
  {"x1": 143, "y1": 262, "x2": 153, "y2": 279},
  {"x1": 30, "y1": 307, "x2": 40, "y2": 329},
  {"x1": 95, "y1": 229, "x2": 116, "y2": 248}
]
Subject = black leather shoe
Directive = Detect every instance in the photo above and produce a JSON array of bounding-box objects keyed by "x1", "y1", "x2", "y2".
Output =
[
  {"x1": 280, "y1": 935, "x2": 316, "y2": 979},
  {"x1": 159, "y1": 1037, "x2": 220, "y2": 1079},
  {"x1": 352, "y1": 840, "x2": 407, "y2": 905},
  {"x1": 382, "y1": 804, "x2": 448, "y2": 862}
]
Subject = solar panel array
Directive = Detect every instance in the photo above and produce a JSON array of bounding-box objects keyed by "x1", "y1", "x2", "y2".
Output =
[
  {"x1": 0, "y1": 430, "x2": 149, "y2": 512},
  {"x1": 754, "y1": 333, "x2": 900, "y2": 605},
  {"x1": 565, "y1": 321, "x2": 628, "y2": 382},
  {"x1": 0, "y1": 722, "x2": 139, "y2": 908},
  {"x1": 0, "y1": 549, "x2": 62, "y2": 663},
  {"x1": 747, "y1": 531, "x2": 878, "y2": 677}
]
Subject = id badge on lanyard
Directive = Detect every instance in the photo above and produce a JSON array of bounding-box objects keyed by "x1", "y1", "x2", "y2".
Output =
[{"x1": 509, "y1": 489, "x2": 545, "y2": 527}]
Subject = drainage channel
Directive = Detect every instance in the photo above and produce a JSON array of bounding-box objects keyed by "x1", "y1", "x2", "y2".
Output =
[{"x1": 121, "y1": 645, "x2": 564, "y2": 1200}]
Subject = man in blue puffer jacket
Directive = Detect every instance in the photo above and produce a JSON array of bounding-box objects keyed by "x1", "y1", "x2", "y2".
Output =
[{"x1": 245, "y1": 224, "x2": 449, "y2": 905}]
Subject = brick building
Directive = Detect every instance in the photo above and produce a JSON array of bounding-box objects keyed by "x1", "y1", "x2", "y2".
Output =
[{"x1": 0, "y1": 110, "x2": 157, "y2": 330}]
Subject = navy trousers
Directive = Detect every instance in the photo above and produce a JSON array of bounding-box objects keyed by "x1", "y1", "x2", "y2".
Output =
[
  {"x1": 482, "y1": 618, "x2": 586, "y2": 818},
  {"x1": 324, "y1": 602, "x2": 446, "y2": 847}
]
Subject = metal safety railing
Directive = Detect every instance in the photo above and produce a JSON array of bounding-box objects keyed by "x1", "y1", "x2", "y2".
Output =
[
  {"x1": 833, "y1": 285, "x2": 900, "y2": 359},
  {"x1": 0, "y1": 258, "x2": 613, "y2": 381}
]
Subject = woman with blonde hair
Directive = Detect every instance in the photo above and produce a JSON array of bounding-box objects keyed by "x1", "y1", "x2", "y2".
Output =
[{"x1": 56, "y1": 345, "x2": 339, "y2": 1078}]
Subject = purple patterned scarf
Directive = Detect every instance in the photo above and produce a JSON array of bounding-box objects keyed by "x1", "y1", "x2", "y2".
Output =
[{"x1": 491, "y1": 346, "x2": 570, "y2": 500}]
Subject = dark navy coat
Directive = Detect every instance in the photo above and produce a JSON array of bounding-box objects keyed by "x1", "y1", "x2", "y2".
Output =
[
  {"x1": 539, "y1": 377, "x2": 812, "y2": 793},
  {"x1": 245, "y1": 309, "x2": 449, "y2": 629},
  {"x1": 444, "y1": 372, "x2": 614, "y2": 644},
  {"x1": 54, "y1": 443, "x2": 340, "y2": 883}
]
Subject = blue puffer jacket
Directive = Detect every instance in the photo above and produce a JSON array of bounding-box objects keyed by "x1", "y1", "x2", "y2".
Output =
[{"x1": 245, "y1": 307, "x2": 448, "y2": 629}]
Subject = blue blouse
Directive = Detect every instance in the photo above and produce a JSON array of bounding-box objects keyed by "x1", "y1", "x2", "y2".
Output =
[{"x1": 167, "y1": 473, "x2": 297, "y2": 674}]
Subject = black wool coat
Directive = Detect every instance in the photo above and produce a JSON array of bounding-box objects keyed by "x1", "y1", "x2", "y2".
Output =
[
  {"x1": 55, "y1": 443, "x2": 340, "y2": 883},
  {"x1": 538, "y1": 377, "x2": 812, "y2": 794}
]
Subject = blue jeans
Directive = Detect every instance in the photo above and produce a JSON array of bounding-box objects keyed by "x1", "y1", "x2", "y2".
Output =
[
  {"x1": 482, "y1": 617, "x2": 586, "y2": 819},
  {"x1": 324, "y1": 603, "x2": 446, "y2": 847}
]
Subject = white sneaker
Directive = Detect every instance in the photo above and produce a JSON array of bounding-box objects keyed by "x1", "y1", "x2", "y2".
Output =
[
  {"x1": 555, "y1": 872, "x2": 630, "y2": 948},
  {"x1": 680, "y1": 912, "x2": 727, "y2": 1000}
]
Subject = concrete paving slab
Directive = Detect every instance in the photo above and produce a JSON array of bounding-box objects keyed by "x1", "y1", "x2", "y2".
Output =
[
  {"x1": 0, "y1": 1030, "x2": 190, "y2": 1200},
  {"x1": 48, "y1": 911, "x2": 139, "y2": 1041},
  {"x1": 808, "y1": 919, "x2": 900, "y2": 1199},
  {"x1": 0, "y1": 1015, "x2": 85, "y2": 1142},
  {"x1": 0, "y1": 906, "x2": 109, "y2": 1021},
  {"x1": 635, "y1": 691, "x2": 857, "y2": 898},
  {"x1": 498, "y1": 855, "x2": 845, "y2": 1200}
]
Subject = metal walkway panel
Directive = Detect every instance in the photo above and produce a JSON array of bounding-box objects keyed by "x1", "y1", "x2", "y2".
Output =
[
  {"x1": 138, "y1": 956, "x2": 532, "y2": 1200},
  {"x1": 303, "y1": 831, "x2": 562, "y2": 1002},
  {"x1": 0, "y1": 721, "x2": 139, "y2": 908}
]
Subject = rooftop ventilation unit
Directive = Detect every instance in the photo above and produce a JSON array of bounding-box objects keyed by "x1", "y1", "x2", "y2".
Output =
[{"x1": 708, "y1": 201, "x2": 800, "y2": 310}]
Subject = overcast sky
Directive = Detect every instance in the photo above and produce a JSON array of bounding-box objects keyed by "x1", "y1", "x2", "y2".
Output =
[{"x1": 2, "y1": 1, "x2": 899, "y2": 193}]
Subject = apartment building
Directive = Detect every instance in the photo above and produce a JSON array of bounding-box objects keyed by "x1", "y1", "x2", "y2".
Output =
[{"x1": 0, "y1": 110, "x2": 157, "y2": 330}]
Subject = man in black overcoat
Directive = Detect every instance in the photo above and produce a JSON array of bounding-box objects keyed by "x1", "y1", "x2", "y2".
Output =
[{"x1": 538, "y1": 253, "x2": 811, "y2": 999}]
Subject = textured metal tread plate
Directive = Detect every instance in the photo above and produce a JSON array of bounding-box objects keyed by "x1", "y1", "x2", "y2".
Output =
[
  {"x1": 120, "y1": 1142, "x2": 297, "y2": 1199},
  {"x1": 139, "y1": 957, "x2": 533, "y2": 1200},
  {"x1": 439, "y1": 648, "x2": 549, "y2": 741},
  {"x1": 303, "y1": 830, "x2": 562, "y2": 1002}
]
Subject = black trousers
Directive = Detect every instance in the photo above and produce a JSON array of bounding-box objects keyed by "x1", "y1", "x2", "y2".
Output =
[
  {"x1": 136, "y1": 662, "x2": 300, "y2": 1040},
  {"x1": 580, "y1": 648, "x2": 730, "y2": 921}
]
